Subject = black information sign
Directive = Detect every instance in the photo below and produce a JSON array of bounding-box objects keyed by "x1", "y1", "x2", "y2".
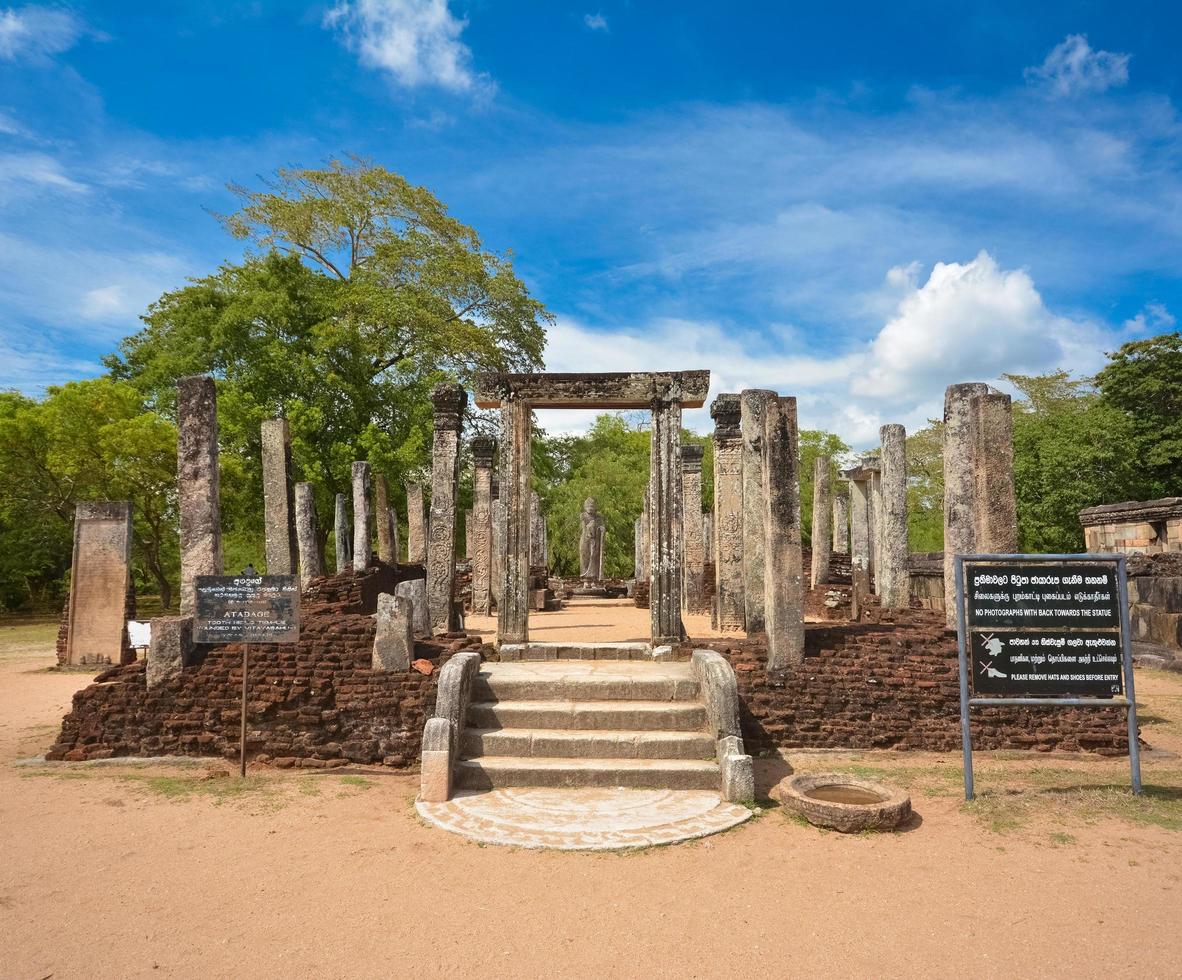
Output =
[
  {"x1": 962, "y1": 560, "x2": 1124, "y2": 698},
  {"x1": 194, "y1": 575, "x2": 300, "y2": 644}
]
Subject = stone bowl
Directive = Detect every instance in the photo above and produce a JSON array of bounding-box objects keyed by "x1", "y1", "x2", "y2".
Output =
[{"x1": 778, "y1": 773, "x2": 911, "y2": 833}]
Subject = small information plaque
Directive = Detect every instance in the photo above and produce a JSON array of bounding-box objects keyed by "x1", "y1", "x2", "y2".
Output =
[{"x1": 193, "y1": 575, "x2": 300, "y2": 645}]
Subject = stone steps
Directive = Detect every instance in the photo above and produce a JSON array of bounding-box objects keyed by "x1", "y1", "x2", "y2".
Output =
[
  {"x1": 467, "y1": 699, "x2": 708, "y2": 732},
  {"x1": 495, "y1": 641, "x2": 661, "y2": 662},
  {"x1": 473, "y1": 661, "x2": 699, "y2": 702},
  {"x1": 462, "y1": 727, "x2": 715, "y2": 760},
  {"x1": 455, "y1": 756, "x2": 721, "y2": 791}
]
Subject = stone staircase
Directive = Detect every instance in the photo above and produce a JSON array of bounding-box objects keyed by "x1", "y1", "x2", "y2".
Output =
[{"x1": 454, "y1": 653, "x2": 722, "y2": 791}]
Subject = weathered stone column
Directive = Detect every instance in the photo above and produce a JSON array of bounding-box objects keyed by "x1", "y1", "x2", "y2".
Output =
[
  {"x1": 762, "y1": 396, "x2": 804, "y2": 670},
  {"x1": 294, "y1": 482, "x2": 321, "y2": 589},
  {"x1": 333, "y1": 493, "x2": 351, "y2": 572},
  {"x1": 650, "y1": 397, "x2": 686, "y2": 644},
  {"x1": 710, "y1": 394, "x2": 745, "y2": 631},
  {"x1": 177, "y1": 375, "x2": 223, "y2": 616},
  {"x1": 427, "y1": 384, "x2": 467, "y2": 634},
  {"x1": 491, "y1": 493, "x2": 504, "y2": 608},
  {"x1": 740, "y1": 389, "x2": 775, "y2": 636},
  {"x1": 64, "y1": 501, "x2": 133, "y2": 667},
  {"x1": 681, "y1": 444, "x2": 707, "y2": 614},
  {"x1": 971, "y1": 392, "x2": 1018, "y2": 554},
  {"x1": 879, "y1": 423, "x2": 909, "y2": 608},
  {"x1": 634, "y1": 517, "x2": 645, "y2": 580},
  {"x1": 530, "y1": 491, "x2": 546, "y2": 567},
  {"x1": 388, "y1": 507, "x2": 401, "y2": 563},
  {"x1": 498, "y1": 397, "x2": 532, "y2": 644},
  {"x1": 703, "y1": 512, "x2": 714, "y2": 562},
  {"x1": 943, "y1": 382, "x2": 990, "y2": 626},
  {"x1": 261, "y1": 418, "x2": 296, "y2": 575},
  {"x1": 869, "y1": 464, "x2": 882, "y2": 594},
  {"x1": 406, "y1": 482, "x2": 427, "y2": 564},
  {"x1": 832, "y1": 492, "x2": 849, "y2": 554},
  {"x1": 351, "y1": 461, "x2": 371, "y2": 573},
  {"x1": 848, "y1": 474, "x2": 872, "y2": 620},
  {"x1": 375, "y1": 474, "x2": 395, "y2": 564},
  {"x1": 372, "y1": 593, "x2": 413, "y2": 671},
  {"x1": 470, "y1": 436, "x2": 495, "y2": 616},
  {"x1": 810, "y1": 456, "x2": 832, "y2": 587}
]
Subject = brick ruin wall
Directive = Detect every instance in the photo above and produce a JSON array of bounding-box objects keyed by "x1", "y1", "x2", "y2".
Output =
[{"x1": 49, "y1": 572, "x2": 1131, "y2": 765}]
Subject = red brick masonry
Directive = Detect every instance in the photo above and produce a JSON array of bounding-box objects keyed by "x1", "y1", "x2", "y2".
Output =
[{"x1": 49, "y1": 574, "x2": 1131, "y2": 765}]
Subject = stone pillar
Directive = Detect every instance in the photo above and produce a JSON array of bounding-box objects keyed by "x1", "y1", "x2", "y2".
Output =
[
  {"x1": 703, "y1": 512, "x2": 714, "y2": 562},
  {"x1": 146, "y1": 615, "x2": 194, "y2": 689},
  {"x1": 741, "y1": 390, "x2": 775, "y2": 636},
  {"x1": 491, "y1": 488, "x2": 504, "y2": 608},
  {"x1": 64, "y1": 501, "x2": 133, "y2": 666},
  {"x1": 294, "y1": 482, "x2": 321, "y2": 590},
  {"x1": 463, "y1": 510, "x2": 472, "y2": 561},
  {"x1": 427, "y1": 384, "x2": 466, "y2": 634},
  {"x1": 710, "y1": 394, "x2": 745, "y2": 632},
  {"x1": 762, "y1": 397, "x2": 804, "y2": 670},
  {"x1": 261, "y1": 418, "x2": 296, "y2": 575},
  {"x1": 470, "y1": 436, "x2": 495, "y2": 616},
  {"x1": 389, "y1": 506, "x2": 401, "y2": 563},
  {"x1": 498, "y1": 397, "x2": 532, "y2": 644},
  {"x1": 177, "y1": 375, "x2": 223, "y2": 616},
  {"x1": 849, "y1": 476, "x2": 871, "y2": 620},
  {"x1": 870, "y1": 465, "x2": 882, "y2": 594},
  {"x1": 943, "y1": 382, "x2": 990, "y2": 626},
  {"x1": 832, "y1": 493, "x2": 849, "y2": 554},
  {"x1": 375, "y1": 474, "x2": 395, "y2": 564},
  {"x1": 351, "y1": 461, "x2": 371, "y2": 573},
  {"x1": 638, "y1": 489, "x2": 651, "y2": 581},
  {"x1": 879, "y1": 423, "x2": 909, "y2": 608},
  {"x1": 681, "y1": 444, "x2": 707, "y2": 614},
  {"x1": 810, "y1": 456, "x2": 832, "y2": 587},
  {"x1": 406, "y1": 482, "x2": 427, "y2": 564},
  {"x1": 396, "y1": 578, "x2": 430, "y2": 637},
  {"x1": 372, "y1": 593, "x2": 414, "y2": 671},
  {"x1": 333, "y1": 493, "x2": 351, "y2": 572},
  {"x1": 530, "y1": 491, "x2": 546, "y2": 567},
  {"x1": 650, "y1": 397, "x2": 685, "y2": 645},
  {"x1": 634, "y1": 517, "x2": 644, "y2": 580},
  {"x1": 971, "y1": 392, "x2": 1018, "y2": 554}
]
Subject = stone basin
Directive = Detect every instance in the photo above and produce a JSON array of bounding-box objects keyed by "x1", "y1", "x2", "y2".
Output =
[{"x1": 778, "y1": 773, "x2": 911, "y2": 833}]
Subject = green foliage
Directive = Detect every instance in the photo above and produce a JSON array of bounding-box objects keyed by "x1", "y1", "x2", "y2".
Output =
[
  {"x1": 906, "y1": 421, "x2": 944, "y2": 552},
  {"x1": 799, "y1": 430, "x2": 851, "y2": 548},
  {"x1": 0, "y1": 379, "x2": 177, "y2": 611},
  {"x1": 107, "y1": 158, "x2": 550, "y2": 568},
  {"x1": 1006, "y1": 371, "x2": 1142, "y2": 553},
  {"x1": 1095, "y1": 333, "x2": 1182, "y2": 497}
]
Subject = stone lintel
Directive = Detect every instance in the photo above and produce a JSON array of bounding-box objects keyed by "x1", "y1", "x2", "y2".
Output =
[
  {"x1": 1079, "y1": 497, "x2": 1182, "y2": 528},
  {"x1": 473, "y1": 371, "x2": 710, "y2": 410}
]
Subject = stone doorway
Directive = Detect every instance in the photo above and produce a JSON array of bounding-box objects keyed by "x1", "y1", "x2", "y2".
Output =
[{"x1": 473, "y1": 371, "x2": 710, "y2": 647}]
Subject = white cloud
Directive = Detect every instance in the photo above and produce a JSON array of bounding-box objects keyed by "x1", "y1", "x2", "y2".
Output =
[
  {"x1": 323, "y1": 0, "x2": 491, "y2": 95},
  {"x1": 1025, "y1": 34, "x2": 1129, "y2": 97},
  {"x1": 0, "y1": 150, "x2": 86, "y2": 192},
  {"x1": 0, "y1": 5, "x2": 86, "y2": 62},
  {"x1": 538, "y1": 252, "x2": 1107, "y2": 447},
  {"x1": 583, "y1": 12, "x2": 608, "y2": 33},
  {"x1": 1122, "y1": 302, "x2": 1176, "y2": 336}
]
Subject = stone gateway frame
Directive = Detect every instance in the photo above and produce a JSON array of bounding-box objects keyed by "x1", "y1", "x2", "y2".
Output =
[{"x1": 473, "y1": 371, "x2": 710, "y2": 646}]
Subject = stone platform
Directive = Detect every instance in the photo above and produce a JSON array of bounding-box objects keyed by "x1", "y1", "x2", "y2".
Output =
[{"x1": 416, "y1": 787, "x2": 751, "y2": 850}]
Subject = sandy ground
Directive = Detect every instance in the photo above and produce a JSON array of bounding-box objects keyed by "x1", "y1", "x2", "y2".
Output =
[
  {"x1": 464, "y1": 595, "x2": 730, "y2": 642},
  {"x1": 2, "y1": 611, "x2": 1182, "y2": 979}
]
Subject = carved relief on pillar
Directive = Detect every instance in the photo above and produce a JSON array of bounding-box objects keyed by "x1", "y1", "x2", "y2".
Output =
[
  {"x1": 427, "y1": 383, "x2": 467, "y2": 634},
  {"x1": 710, "y1": 393, "x2": 745, "y2": 632},
  {"x1": 470, "y1": 436, "x2": 495, "y2": 616}
]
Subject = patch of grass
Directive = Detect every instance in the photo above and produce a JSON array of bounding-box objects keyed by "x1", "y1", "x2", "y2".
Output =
[
  {"x1": 338, "y1": 775, "x2": 374, "y2": 789},
  {"x1": 21, "y1": 768, "x2": 92, "y2": 781},
  {"x1": 964, "y1": 782, "x2": 1182, "y2": 834},
  {"x1": 1049, "y1": 831, "x2": 1077, "y2": 846},
  {"x1": 116, "y1": 772, "x2": 282, "y2": 806}
]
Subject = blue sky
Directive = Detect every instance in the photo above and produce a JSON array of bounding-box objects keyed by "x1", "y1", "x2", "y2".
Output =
[{"x1": 1, "y1": 1, "x2": 1181, "y2": 443}]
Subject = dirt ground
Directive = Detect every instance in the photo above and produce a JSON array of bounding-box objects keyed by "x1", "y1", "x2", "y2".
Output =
[{"x1": 2, "y1": 610, "x2": 1182, "y2": 979}]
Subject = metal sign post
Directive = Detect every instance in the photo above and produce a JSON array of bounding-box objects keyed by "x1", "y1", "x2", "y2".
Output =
[
  {"x1": 955, "y1": 553, "x2": 1141, "y2": 800},
  {"x1": 194, "y1": 573, "x2": 299, "y2": 779}
]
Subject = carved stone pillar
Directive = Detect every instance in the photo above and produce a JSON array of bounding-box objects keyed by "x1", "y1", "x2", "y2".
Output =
[
  {"x1": 848, "y1": 475, "x2": 871, "y2": 620},
  {"x1": 740, "y1": 389, "x2": 775, "y2": 636},
  {"x1": 294, "y1": 482, "x2": 321, "y2": 589},
  {"x1": 832, "y1": 493, "x2": 849, "y2": 554},
  {"x1": 971, "y1": 392, "x2": 1018, "y2": 554},
  {"x1": 406, "y1": 482, "x2": 427, "y2": 564},
  {"x1": 870, "y1": 464, "x2": 882, "y2": 594},
  {"x1": 650, "y1": 397, "x2": 685, "y2": 645},
  {"x1": 498, "y1": 397, "x2": 532, "y2": 644},
  {"x1": 375, "y1": 474, "x2": 394, "y2": 564},
  {"x1": 470, "y1": 436, "x2": 495, "y2": 616},
  {"x1": 351, "y1": 461, "x2": 371, "y2": 573},
  {"x1": 681, "y1": 444, "x2": 707, "y2": 614},
  {"x1": 261, "y1": 418, "x2": 296, "y2": 575},
  {"x1": 943, "y1": 382, "x2": 990, "y2": 626},
  {"x1": 333, "y1": 493, "x2": 350, "y2": 572},
  {"x1": 177, "y1": 375, "x2": 223, "y2": 616},
  {"x1": 710, "y1": 394, "x2": 745, "y2": 632},
  {"x1": 810, "y1": 456, "x2": 832, "y2": 587},
  {"x1": 879, "y1": 423, "x2": 910, "y2": 608},
  {"x1": 427, "y1": 384, "x2": 466, "y2": 634},
  {"x1": 762, "y1": 396, "x2": 804, "y2": 670}
]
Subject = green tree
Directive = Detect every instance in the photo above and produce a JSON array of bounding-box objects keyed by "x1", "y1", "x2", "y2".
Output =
[
  {"x1": 799, "y1": 430, "x2": 851, "y2": 549},
  {"x1": 1094, "y1": 332, "x2": 1182, "y2": 497},
  {"x1": 905, "y1": 421, "x2": 944, "y2": 552},
  {"x1": 0, "y1": 380, "x2": 178, "y2": 610},
  {"x1": 107, "y1": 158, "x2": 550, "y2": 565}
]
